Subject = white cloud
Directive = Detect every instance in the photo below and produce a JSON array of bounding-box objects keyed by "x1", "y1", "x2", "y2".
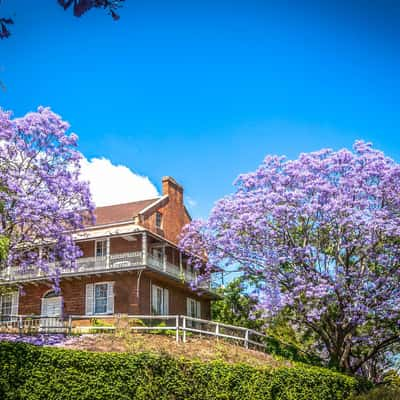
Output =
[{"x1": 80, "y1": 157, "x2": 159, "y2": 207}]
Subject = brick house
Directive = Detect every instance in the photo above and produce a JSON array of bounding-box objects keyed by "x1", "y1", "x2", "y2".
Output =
[{"x1": 0, "y1": 177, "x2": 216, "y2": 321}]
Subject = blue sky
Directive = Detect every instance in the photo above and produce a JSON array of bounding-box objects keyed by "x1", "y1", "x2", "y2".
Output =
[{"x1": 1, "y1": 0, "x2": 400, "y2": 218}]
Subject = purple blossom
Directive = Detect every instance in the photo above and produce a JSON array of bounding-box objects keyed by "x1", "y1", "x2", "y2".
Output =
[
  {"x1": 0, "y1": 333, "x2": 72, "y2": 346},
  {"x1": 180, "y1": 141, "x2": 400, "y2": 377},
  {"x1": 0, "y1": 106, "x2": 95, "y2": 286}
]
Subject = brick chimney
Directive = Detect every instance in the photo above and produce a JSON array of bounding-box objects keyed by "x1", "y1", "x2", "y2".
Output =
[{"x1": 162, "y1": 176, "x2": 183, "y2": 204}]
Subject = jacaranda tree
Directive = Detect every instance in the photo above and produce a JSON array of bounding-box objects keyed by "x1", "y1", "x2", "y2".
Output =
[
  {"x1": 180, "y1": 141, "x2": 400, "y2": 377},
  {"x1": 0, "y1": 1, "x2": 124, "y2": 39},
  {"x1": 0, "y1": 107, "x2": 94, "y2": 286}
]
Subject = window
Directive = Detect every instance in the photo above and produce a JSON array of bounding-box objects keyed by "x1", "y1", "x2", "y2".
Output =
[
  {"x1": 94, "y1": 283, "x2": 108, "y2": 314},
  {"x1": 186, "y1": 298, "x2": 201, "y2": 319},
  {"x1": 1, "y1": 294, "x2": 12, "y2": 316},
  {"x1": 155, "y1": 212, "x2": 163, "y2": 229},
  {"x1": 151, "y1": 247, "x2": 163, "y2": 266},
  {"x1": 41, "y1": 290, "x2": 62, "y2": 317},
  {"x1": 0, "y1": 292, "x2": 18, "y2": 321},
  {"x1": 151, "y1": 284, "x2": 169, "y2": 315},
  {"x1": 43, "y1": 290, "x2": 59, "y2": 299},
  {"x1": 95, "y1": 240, "x2": 107, "y2": 258},
  {"x1": 85, "y1": 282, "x2": 114, "y2": 315}
]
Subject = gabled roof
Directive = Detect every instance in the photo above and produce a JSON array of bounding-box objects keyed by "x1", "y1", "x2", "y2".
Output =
[{"x1": 93, "y1": 198, "x2": 160, "y2": 225}]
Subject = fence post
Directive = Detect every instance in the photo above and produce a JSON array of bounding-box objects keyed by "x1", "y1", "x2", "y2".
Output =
[
  {"x1": 245, "y1": 329, "x2": 249, "y2": 349},
  {"x1": 182, "y1": 316, "x2": 186, "y2": 343},
  {"x1": 68, "y1": 315, "x2": 72, "y2": 336},
  {"x1": 18, "y1": 316, "x2": 23, "y2": 336},
  {"x1": 175, "y1": 315, "x2": 179, "y2": 343},
  {"x1": 215, "y1": 323, "x2": 220, "y2": 341}
]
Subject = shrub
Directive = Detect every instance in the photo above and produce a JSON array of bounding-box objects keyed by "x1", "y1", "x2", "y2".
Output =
[
  {"x1": 89, "y1": 318, "x2": 115, "y2": 334},
  {"x1": 263, "y1": 335, "x2": 322, "y2": 365},
  {"x1": 349, "y1": 386, "x2": 400, "y2": 400},
  {"x1": 0, "y1": 341, "x2": 365, "y2": 400}
]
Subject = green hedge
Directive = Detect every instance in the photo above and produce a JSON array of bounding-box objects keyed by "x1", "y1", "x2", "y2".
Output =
[{"x1": 0, "y1": 342, "x2": 363, "y2": 400}]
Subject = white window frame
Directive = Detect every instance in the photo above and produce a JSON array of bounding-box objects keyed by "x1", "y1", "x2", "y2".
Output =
[
  {"x1": 186, "y1": 298, "x2": 201, "y2": 319},
  {"x1": 94, "y1": 283, "x2": 108, "y2": 314},
  {"x1": 0, "y1": 294, "x2": 12, "y2": 316},
  {"x1": 0, "y1": 292, "x2": 19, "y2": 321},
  {"x1": 85, "y1": 282, "x2": 114, "y2": 315},
  {"x1": 151, "y1": 284, "x2": 169, "y2": 315},
  {"x1": 95, "y1": 239, "x2": 107, "y2": 258},
  {"x1": 41, "y1": 290, "x2": 63, "y2": 317}
]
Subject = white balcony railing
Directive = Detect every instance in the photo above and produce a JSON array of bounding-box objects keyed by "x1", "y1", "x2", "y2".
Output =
[{"x1": 0, "y1": 252, "x2": 211, "y2": 289}]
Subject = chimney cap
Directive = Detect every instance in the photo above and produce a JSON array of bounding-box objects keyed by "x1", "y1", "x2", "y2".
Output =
[{"x1": 162, "y1": 176, "x2": 183, "y2": 192}]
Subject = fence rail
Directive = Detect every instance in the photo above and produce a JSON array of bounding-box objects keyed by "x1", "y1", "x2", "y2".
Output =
[{"x1": 0, "y1": 314, "x2": 274, "y2": 353}]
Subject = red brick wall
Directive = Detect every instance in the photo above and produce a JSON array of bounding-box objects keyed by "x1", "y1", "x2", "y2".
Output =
[
  {"x1": 19, "y1": 272, "x2": 141, "y2": 316},
  {"x1": 78, "y1": 237, "x2": 141, "y2": 258},
  {"x1": 139, "y1": 272, "x2": 211, "y2": 319},
  {"x1": 109, "y1": 237, "x2": 141, "y2": 254},
  {"x1": 18, "y1": 271, "x2": 210, "y2": 319},
  {"x1": 79, "y1": 241, "x2": 94, "y2": 258},
  {"x1": 142, "y1": 177, "x2": 191, "y2": 245}
]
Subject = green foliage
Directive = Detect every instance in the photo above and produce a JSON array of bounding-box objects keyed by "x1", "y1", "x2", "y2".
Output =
[
  {"x1": 382, "y1": 369, "x2": 400, "y2": 387},
  {"x1": 0, "y1": 235, "x2": 9, "y2": 263},
  {"x1": 263, "y1": 336, "x2": 321, "y2": 366},
  {"x1": 128, "y1": 318, "x2": 145, "y2": 327},
  {"x1": 89, "y1": 318, "x2": 115, "y2": 333},
  {"x1": 349, "y1": 386, "x2": 400, "y2": 400},
  {"x1": 0, "y1": 341, "x2": 364, "y2": 400},
  {"x1": 212, "y1": 278, "x2": 264, "y2": 330},
  {"x1": 263, "y1": 309, "x2": 322, "y2": 365},
  {"x1": 149, "y1": 321, "x2": 176, "y2": 336},
  {"x1": 212, "y1": 279, "x2": 321, "y2": 365}
]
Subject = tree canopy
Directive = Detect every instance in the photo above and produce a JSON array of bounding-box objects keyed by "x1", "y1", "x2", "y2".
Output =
[
  {"x1": 0, "y1": 0, "x2": 124, "y2": 39},
  {"x1": 180, "y1": 141, "x2": 400, "y2": 377},
  {"x1": 211, "y1": 278, "x2": 264, "y2": 331},
  {"x1": 0, "y1": 107, "x2": 94, "y2": 286}
]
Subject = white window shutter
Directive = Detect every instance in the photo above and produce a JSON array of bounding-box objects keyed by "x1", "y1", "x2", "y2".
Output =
[
  {"x1": 151, "y1": 285, "x2": 157, "y2": 314},
  {"x1": 196, "y1": 300, "x2": 201, "y2": 319},
  {"x1": 11, "y1": 292, "x2": 19, "y2": 317},
  {"x1": 186, "y1": 298, "x2": 191, "y2": 316},
  {"x1": 106, "y1": 282, "x2": 114, "y2": 314},
  {"x1": 85, "y1": 283, "x2": 94, "y2": 315},
  {"x1": 55, "y1": 297, "x2": 62, "y2": 316},
  {"x1": 41, "y1": 298, "x2": 46, "y2": 316},
  {"x1": 163, "y1": 289, "x2": 169, "y2": 315}
]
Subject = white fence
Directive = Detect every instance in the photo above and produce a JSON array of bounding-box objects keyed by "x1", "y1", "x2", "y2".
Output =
[{"x1": 0, "y1": 314, "x2": 273, "y2": 352}]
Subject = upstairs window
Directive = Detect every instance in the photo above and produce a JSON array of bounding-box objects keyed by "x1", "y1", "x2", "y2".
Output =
[
  {"x1": 95, "y1": 240, "x2": 107, "y2": 258},
  {"x1": 155, "y1": 212, "x2": 163, "y2": 229}
]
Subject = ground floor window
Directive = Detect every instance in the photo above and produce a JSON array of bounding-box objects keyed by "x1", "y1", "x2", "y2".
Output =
[
  {"x1": 94, "y1": 283, "x2": 108, "y2": 314},
  {"x1": 151, "y1": 284, "x2": 169, "y2": 315},
  {"x1": 85, "y1": 282, "x2": 114, "y2": 315},
  {"x1": 0, "y1": 292, "x2": 18, "y2": 321},
  {"x1": 186, "y1": 298, "x2": 201, "y2": 319},
  {"x1": 1, "y1": 294, "x2": 12, "y2": 316},
  {"x1": 41, "y1": 290, "x2": 63, "y2": 317}
]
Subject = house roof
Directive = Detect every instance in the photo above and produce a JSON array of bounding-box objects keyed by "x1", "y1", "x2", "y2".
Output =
[{"x1": 93, "y1": 198, "x2": 160, "y2": 225}]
